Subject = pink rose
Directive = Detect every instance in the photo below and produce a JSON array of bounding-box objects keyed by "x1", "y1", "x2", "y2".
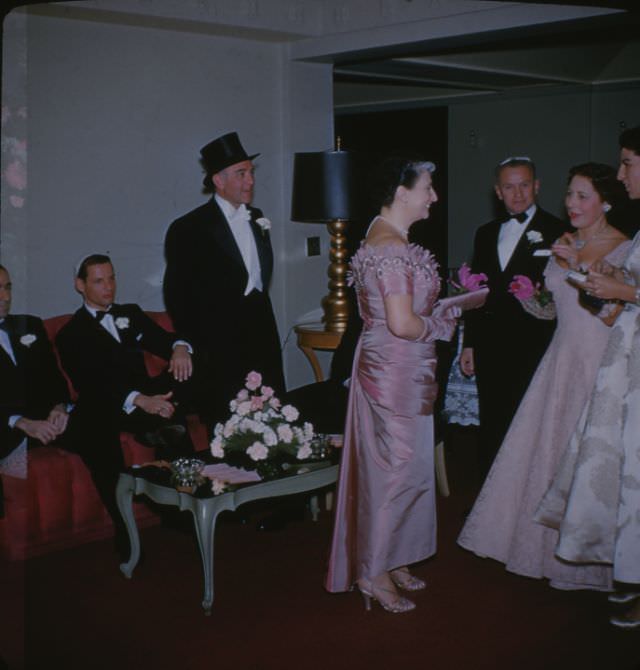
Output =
[
  {"x1": 251, "y1": 396, "x2": 264, "y2": 411},
  {"x1": 245, "y1": 371, "x2": 262, "y2": 391},
  {"x1": 508, "y1": 275, "x2": 535, "y2": 300},
  {"x1": 260, "y1": 386, "x2": 274, "y2": 399},
  {"x1": 236, "y1": 388, "x2": 249, "y2": 401}
]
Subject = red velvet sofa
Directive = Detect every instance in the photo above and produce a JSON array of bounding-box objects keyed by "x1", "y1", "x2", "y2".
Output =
[{"x1": 0, "y1": 311, "x2": 208, "y2": 560}]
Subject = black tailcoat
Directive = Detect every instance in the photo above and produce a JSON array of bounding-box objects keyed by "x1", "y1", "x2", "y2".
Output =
[
  {"x1": 0, "y1": 315, "x2": 70, "y2": 458},
  {"x1": 463, "y1": 207, "x2": 566, "y2": 471},
  {"x1": 163, "y1": 197, "x2": 284, "y2": 426}
]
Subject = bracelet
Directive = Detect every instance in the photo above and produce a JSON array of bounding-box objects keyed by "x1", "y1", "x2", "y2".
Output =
[{"x1": 412, "y1": 317, "x2": 429, "y2": 341}]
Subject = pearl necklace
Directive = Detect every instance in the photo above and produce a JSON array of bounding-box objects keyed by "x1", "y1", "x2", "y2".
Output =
[
  {"x1": 376, "y1": 215, "x2": 408, "y2": 239},
  {"x1": 574, "y1": 223, "x2": 608, "y2": 250}
]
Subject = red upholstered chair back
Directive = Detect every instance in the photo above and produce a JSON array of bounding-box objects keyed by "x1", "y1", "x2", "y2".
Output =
[{"x1": 43, "y1": 311, "x2": 176, "y2": 395}]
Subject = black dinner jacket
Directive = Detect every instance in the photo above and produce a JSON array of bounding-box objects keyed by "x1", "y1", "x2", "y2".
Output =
[
  {"x1": 0, "y1": 314, "x2": 70, "y2": 457},
  {"x1": 55, "y1": 303, "x2": 179, "y2": 418},
  {"x1": 464, "y1": 207, "x2": 566, "y2": 348},
  {"x1": 162, "y1": 196, "x2": 274, "y2": 350}
]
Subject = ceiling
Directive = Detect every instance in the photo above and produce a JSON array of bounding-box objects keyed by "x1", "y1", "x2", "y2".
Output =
[{"x1": 333, "y1": 4, "x2": 640, "y2": 109}]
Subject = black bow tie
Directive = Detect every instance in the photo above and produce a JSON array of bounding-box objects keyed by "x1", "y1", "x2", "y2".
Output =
[
  {"x1": 500, "y1": 212, "x2": 528, "y2": 224},
  {"x1": 95, "y1": 310, "x2": 109, "y2": 323}
]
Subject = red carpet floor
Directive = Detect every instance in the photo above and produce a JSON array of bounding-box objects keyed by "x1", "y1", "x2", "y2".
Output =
[{"x1": 3, "y1": 428, "x2": 640, "y2": 670}]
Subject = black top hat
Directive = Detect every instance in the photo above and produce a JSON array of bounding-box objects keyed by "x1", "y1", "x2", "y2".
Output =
[{"x1": 200, "y1": 132, "x2": 259, "y2": 176}]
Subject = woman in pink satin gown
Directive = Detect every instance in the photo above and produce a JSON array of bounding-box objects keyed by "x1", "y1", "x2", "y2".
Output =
[{"x1": 325, "y1": 157, "x2": 459, "y2": 613}]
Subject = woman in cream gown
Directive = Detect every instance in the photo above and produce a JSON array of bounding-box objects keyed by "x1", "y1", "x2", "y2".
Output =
[
  {"x1": 535, "y1": 126, "x2": 640, "y2": 627},
  {"x1": 458, "y1": 162, "x2": 629, "y2": 590}
]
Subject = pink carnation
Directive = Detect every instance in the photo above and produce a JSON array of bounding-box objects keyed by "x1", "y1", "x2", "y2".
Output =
[
  {"x1": 261, "y1": 386, "x2": 274, "y2": 399},
  {"x1": 245, "y1": 371, "x2": 262, "y2": 391},
  {"x1": 508, "y1": 275, "x2": 535, "y2": 300},
  {"x1": 251, "y1": 396, "x2": 264, "y2": 411},
  {"x1": 458, "y1": 263, "x2": 488, "y2": 291},
  {"x1": 247, "y1": 442, "x2": 269, "y2": 461}
]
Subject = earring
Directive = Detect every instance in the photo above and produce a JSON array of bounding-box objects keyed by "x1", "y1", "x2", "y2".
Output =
[{"x1": 603, "y1": 203, "x2": 612, "y2": 213}]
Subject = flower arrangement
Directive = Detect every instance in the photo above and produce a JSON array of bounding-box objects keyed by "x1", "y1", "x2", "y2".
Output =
[
  {"x1": 448, "y1": 263, "x2": 488, "y2": 294},
  {"x1": 508, "y1": 274, "x2": 556, "y2": 320},
  {"x1": 210, "y1": 371, "x2": 315, "y2": 477}
]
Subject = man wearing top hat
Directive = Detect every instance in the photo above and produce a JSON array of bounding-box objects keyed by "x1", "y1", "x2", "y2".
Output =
[{"x1": 163, "y1": 132, "x2": 285, "y2": 429}]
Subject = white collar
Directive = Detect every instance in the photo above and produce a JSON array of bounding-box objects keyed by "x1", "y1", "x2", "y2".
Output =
[
  {"x1": 215, "y1": 194, "x2": 248, "y2": 222},
  {"x1": 84, "y1": 304, "x2": 113, "y2": 318}
]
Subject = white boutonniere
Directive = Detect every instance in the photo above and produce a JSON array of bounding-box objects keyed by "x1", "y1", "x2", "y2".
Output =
[
  {"x1": 256, "y1": 217, "x2": 271, "y2": 235},
  {"x1": 526, "y1": 230, "x2": 543, "y2": 245},
  {"x1": 114, "y1": 317, "x2": 130, "y2": 330},
  {"x1": 19, "y1": 333, "x2": 36, "y2": 347}
]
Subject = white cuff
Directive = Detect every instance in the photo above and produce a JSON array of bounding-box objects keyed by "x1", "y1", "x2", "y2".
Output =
[
  {"x1": 123, "y1": 391, "x2": 140, "y2": 414},
  {"x1": 172, "y1": 340, "x2": 193, "y2": 354},
  {"x1": 9, "y1": 415, "x2": 22, "y2": 429}
]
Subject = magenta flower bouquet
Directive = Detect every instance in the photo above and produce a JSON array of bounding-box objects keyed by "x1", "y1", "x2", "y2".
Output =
[
  {"x1": 449, "y1": 263, "x2": 488, "y2": 294},
  {"x1": 508, "y1": 274, "x2": 555, "y2": 319}
]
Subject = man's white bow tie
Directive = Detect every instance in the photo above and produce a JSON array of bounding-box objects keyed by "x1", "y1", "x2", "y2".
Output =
[{"x1": 231, "y1": 204, "x2": 250, "y2": 225}]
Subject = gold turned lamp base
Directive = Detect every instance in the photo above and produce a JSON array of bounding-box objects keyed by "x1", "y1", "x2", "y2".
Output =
[{"x1": 321, "y1": 218, "x2": 349, "y2": 332}]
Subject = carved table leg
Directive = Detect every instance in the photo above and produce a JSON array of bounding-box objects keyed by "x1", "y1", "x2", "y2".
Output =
[
  {"x1": 189, "y1": 500, "x2": 221, "y2": 615},
  {"x1": 116, "y1": 473, "x2": 140, "y2": 578}
]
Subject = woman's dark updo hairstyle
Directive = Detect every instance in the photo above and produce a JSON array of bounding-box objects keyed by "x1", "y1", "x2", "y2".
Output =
[
  {"x1": 568, "y1": 162, "x2": 627, "y2": 212},
  {"x1": 619, "y1": 125, "x2": 640, "y2": 155},
  {"x1": 371, "y1": 155, "x2": 435, "y2": 210}
]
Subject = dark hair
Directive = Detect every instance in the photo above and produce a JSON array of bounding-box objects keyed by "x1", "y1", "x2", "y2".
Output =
[
  {"x1": 373, "y1": 156, "x2": 436, "y2": 209},
  {"x1": 495, "y1": 157, "x2": 537, "y2": 180},
  {"x1": 619, "y1": 126, "x2": 640, "y2": 156},
  {"x1": 0, "y1": 264, "x2": 7, "y2": 274},
  {"x1": 200, "y1": 158, "x2": 215, "y2": 194},
  {"x1": 76, "y1": 254, "x2": 112, "y2": 280},
  {"x1": 567, "y1": 162, "x2": 627, "y2": 210}
]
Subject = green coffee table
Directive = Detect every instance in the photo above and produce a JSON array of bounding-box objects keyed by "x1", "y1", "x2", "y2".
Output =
[{"x1": 116, "y1": 461, "x2": 338, "y2": 615}]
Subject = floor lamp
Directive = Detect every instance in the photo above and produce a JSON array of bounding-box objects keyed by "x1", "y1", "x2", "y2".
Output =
[{"x1": 291, "y1": 148, "x2": 358, "y2": 333}]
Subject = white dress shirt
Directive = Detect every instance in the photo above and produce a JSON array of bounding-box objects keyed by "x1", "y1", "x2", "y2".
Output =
[
  {"x1": 497, "y1": 205, "x2": 537, "y2": 270},
  {"x1": 0, "y1": 318, "x2": 16, "y2": 364},
  {"x1": 215, "y1": 194, "x2": 263, "y2": 295}
]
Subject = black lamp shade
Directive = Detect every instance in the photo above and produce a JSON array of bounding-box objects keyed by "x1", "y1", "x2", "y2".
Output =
[{"x1": 291, "y1": 150, "x2": 358, "y2": 222}]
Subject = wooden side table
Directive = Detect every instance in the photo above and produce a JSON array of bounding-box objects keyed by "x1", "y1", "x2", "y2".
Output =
[{"x1": 294, "y1": 323, "x2": 343, "y2": 382}]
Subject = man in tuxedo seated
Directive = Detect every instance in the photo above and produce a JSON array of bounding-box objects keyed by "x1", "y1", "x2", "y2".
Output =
[
  {"x1": 56, "y1": 254, "x2": 195, "y2": 546},
  {"x1": 460, "y1": 157, "x2": 565, "y2": 477},
  {"x1": 0, "y1": 264, "x2": 71, "y2": 515}
]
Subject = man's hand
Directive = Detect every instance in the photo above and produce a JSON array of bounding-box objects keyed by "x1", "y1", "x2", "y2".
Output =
[
  {"x1": 47, "y1": 404, "x2": 69, "y2": 435},
  {"x1": 460, "y1": 347, "x2": 475, "y2": 377},
  {"x1": 15, "y1": 418, "x2": 60, "y2": 445},
  {"x1": 134, "y1": 392, "x2": 176, "y2": 418},
  {"x1": 168, "y1": 344, "x2": 193, "y2": 382}
]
